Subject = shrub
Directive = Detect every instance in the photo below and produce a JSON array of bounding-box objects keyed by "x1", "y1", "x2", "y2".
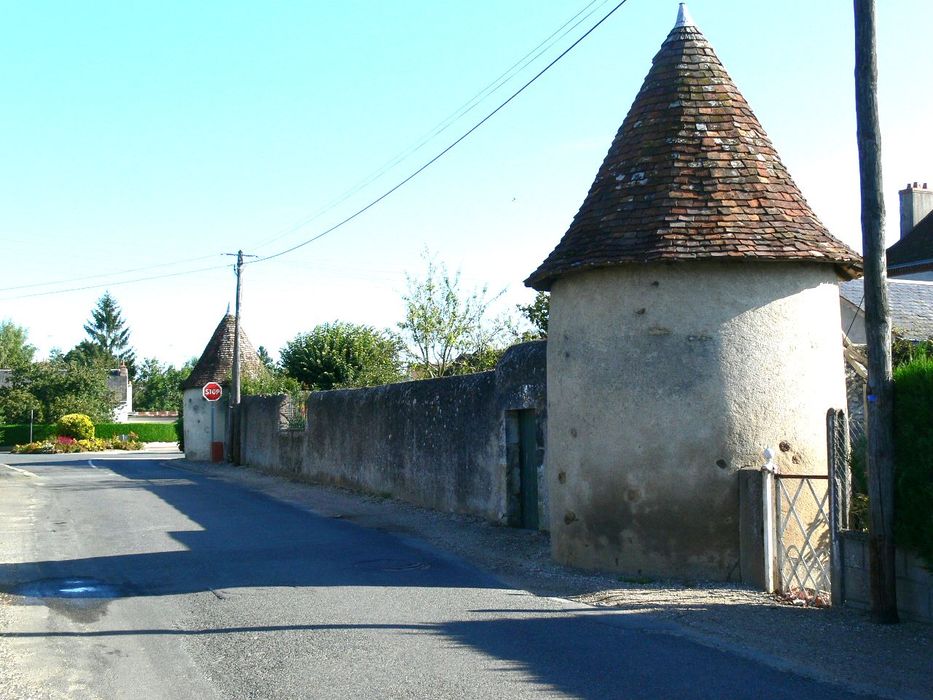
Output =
[
  {"x1": 11, "y1": 436, "x2": 138, "y2": 454},
  {"x1": 175, "y1": 403, "x2": 185, "y2": 451},
  {"x1": 77, "y1": 438, "x2": 108, "y2": 452},
  {"x1": 57, "y1": 413, "x2": 95, "y2": 440},
  {"x1": 12, "y1": 441, "x2": 56, "y2": 454},
  {"x1": 893, "y1": 355, "x2": 933, "y2": 569},
  {"x1": 95, "y1": 423, "x2": 176, "y2": 442}
]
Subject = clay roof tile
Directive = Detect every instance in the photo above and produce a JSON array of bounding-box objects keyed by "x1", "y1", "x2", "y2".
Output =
[
  {"x1": 526, "y1": 7, "x2": 861, "y2": 290},
  {"x1": 182, "y1": 314, "x2": 264, "y2": 390}
]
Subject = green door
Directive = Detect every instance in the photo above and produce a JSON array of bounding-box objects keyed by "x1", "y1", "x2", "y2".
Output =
[{"x1": 518, "y1": 410, "x2": 539, "y2": 530}]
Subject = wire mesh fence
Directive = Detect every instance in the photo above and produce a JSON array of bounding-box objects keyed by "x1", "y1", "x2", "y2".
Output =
[{"x1": 278, "y1": 392, "x2": 309, "y2": 431}]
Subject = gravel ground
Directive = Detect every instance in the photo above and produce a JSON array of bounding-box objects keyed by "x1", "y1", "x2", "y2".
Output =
[{"x1": 169, "y1": 458, "x2": 931, "y2": 700}]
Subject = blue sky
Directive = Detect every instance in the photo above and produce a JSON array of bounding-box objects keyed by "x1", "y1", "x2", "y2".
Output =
[{"x1": 1, "y1": 1, "x2": 931, "y2": 367}]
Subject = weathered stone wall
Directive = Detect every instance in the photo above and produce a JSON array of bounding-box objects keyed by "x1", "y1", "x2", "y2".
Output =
[
  {"x1": 239, "y1": 342, "x2": 547, "y2": 528},
  {"x1": 841, "y1": 531, "x2": 932, "y2": 623},
  {"x1": 546, "y1": 261, "x2": 846, "y2": 580},
  {"x1": 238, "y1": 395, "x2": 304, "y2": 475}
]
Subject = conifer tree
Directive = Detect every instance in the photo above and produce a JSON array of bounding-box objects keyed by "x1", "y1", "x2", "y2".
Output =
[{"x1": 71, "y1": 292, "x2": 136, "y2": 376}]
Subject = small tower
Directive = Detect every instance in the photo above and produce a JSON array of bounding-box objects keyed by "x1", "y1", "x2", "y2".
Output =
[
  {"x1": 181, "y1": 314, "x2": 263, "y2": 461},
  {"x1": 526, "y1": 6, "x2": 861, "y2": 579}
]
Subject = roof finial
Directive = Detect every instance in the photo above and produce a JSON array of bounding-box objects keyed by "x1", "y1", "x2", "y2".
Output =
[
  {"x1": 226, "y1": 302, "x2": 231, "y2": 315},
  {"x1": 675, "y1": 3, "x2": 695, "y2": 29}
]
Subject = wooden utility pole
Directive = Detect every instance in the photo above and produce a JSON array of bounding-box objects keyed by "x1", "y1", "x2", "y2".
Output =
[
  {"x1": 853, "y1": 0, "x2": 898, "y2": 623},
  {"x1": 232, "y1": 249, "x2": 244, "y2": 408},
  {"x1": 226, "y1": 249, "x2": 256, "y2": 466}
]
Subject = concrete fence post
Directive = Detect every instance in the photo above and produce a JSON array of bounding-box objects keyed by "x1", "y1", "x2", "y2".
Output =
[
  {"x1": 762, "y1": 447, "x2": 777, "y2": 593},
  {"x1": 828, "y1": 408, "x2": 850, "y2": 607}
]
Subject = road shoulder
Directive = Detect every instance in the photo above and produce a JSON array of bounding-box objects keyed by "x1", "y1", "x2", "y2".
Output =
[{"x1": 169, "y1": 458, "x2": 932, "y2": 700}]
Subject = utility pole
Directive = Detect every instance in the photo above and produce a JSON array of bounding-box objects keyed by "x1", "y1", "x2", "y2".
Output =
[
  {"x1": 225, "y1": 249, "x2": 257, "y2": 465},
  {"x1": 232, "y1": 250, "x2": 244, "y2": 407},
  {"x1": 854, "y1": 0, "x2": 898, "y2": 624}
]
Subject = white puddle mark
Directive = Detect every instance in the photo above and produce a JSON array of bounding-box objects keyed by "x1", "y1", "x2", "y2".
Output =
[{"x1": 88, "y1": 460, "x2": 100, "y2": 469}]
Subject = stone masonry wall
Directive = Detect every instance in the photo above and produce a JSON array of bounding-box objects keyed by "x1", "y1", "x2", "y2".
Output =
[
  {"x1": 841, "y1": 531, "x2": 932, "y2": 623},
  {"x1": 239, "y1": 341, "x2": 547, "y2": 528}
]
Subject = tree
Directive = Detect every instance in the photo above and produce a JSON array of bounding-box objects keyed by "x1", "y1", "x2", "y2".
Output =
[
  {"x1": 256, "y1": 346, "x2": 276, "y2": 372},
  {"x1": 70, "y1": 292, "x2": 136, "y2": 376},
  {"x1": 134, "y1": 358, "x2": 195, "y2": 411},
  {"x1": 0, "y1": 321, "x2": 36, "y2": 368},
  {"x1": 398, "y1": 255, "x2": 505, "y2": 378},
  {"x1": 280, "y1": 322, "x2": 404, "y2": 390},
  {"x1": 0, "y1": 359, "x2": 114, "y2": 423},
  {"x1": 517, "y1": 292, "x2": 549, "y2": 340}
]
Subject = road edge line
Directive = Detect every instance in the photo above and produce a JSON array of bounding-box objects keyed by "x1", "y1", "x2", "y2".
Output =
[{"x1": 0, "y1": 463, "x2": 38, "y2": 478}]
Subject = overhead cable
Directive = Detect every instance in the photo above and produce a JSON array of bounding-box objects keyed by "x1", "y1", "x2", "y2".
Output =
[{"x1": 250, "y1": 0, "x2": 631, "y2": 266}]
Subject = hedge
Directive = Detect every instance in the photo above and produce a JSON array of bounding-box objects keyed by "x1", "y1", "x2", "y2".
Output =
[
  {"x1": 1, "y1": 422, "x2": 176, "y2": 446},
  {"x1": 893, "y1": 355, "x2": 933, "y2": 569},
  {"x1": 0, "y1": 424, "x2": 57, "y2": 446},
  {"x1": 94, "y1": 423, "x2": 178, "y2": 442}
]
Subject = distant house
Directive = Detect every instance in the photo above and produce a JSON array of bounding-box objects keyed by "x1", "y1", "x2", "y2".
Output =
[
  {"x1": 887, "y1": 182, "x2": 933, "y2": 280},
  {"x1": 839, "y1": 182, "x2": 933, "y2": 342},
  {"x1": 127, "y1": 410, "x2": 178, "y2": 424},
  {"x1": 107, "y1": 365, "x2": 133, "y2": 422},
  {"x1": 840, "y1": 278, "x2": 933, "y2": 343},
  {"x1": 0, "y1": 364, "x2": 133, "y2": 422}
]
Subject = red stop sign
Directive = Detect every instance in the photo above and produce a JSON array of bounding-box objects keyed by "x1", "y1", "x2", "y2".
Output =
[{"x1": 202, "y1": 382, "x2": 223, "y2": 402}]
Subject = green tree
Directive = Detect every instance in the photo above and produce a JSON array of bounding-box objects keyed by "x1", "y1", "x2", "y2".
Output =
[
  {"x1": 517, "y1": 292, "x2": 549, "y2": 340},
  {"x1": 69, "y1": 292, "x2": 136, "y2": 376},
  {"x1": 256, "y1": 346, "x2": 276, "y2": 372},
  {"x1": 398, "y1": 254, "x2": 505, "y2": 378},
  {"x1": 0, "y1": 359, "x2": 114, "y2": 423},
  {"x1": 134, "y1": 358, "x2": 194, "y2": 411},
  {"x1": 241, "y1": 370, "x2": 303, "y2": 396},
  {"x1": 0, "y1": 321, "x2": 36, "y2": 368},
  {"x1": 280, "y1": 322, "x2": 404, "y2": 390}
]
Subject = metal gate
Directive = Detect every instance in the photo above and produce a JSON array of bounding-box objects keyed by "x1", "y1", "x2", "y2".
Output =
[
  {"x1": 763, "y1": 409, "x2": 849, "y2": 603},
  {"x1": 775, "y1": 472, "x2": 831, "y2": 597}
]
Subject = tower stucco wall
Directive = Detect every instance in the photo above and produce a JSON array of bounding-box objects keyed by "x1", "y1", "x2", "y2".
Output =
[
  {"x1": 547, "y1": 261, "x2": 846, "y2": 579},
  {"x1": 183, "y1": 388, "x2": 227, "y2": 462}
]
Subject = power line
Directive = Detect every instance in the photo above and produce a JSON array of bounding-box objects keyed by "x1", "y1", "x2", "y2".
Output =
[
  {"x1": 250, "y1": 0, "x2": 612, "y2": 253},
  {"x1": 250, "y1": 0, "x2": 631, "y2": 266},
  {"x1": 0, "y1": 253, "x2": 222, "y2": 293},
  {"x1": 0, "y1": 262, "x2": 231, "y2": 301},
  {"x1": 2, "y1": 1, "x2": 630, "y2": 300}
]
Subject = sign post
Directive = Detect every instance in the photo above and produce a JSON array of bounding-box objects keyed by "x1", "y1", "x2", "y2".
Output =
[{"x1": 203, "y1": 382, "x2": 223, "y2": 462}]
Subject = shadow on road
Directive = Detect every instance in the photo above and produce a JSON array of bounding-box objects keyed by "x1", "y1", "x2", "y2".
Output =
[
  {"x1": 0, "y1": 456, "x2": 879, "y2": 700},
  {"x1": 0, "y1": 456, "x2": 501, "y2": 596}
]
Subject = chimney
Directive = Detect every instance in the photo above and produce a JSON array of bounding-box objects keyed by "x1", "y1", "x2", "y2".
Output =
[{"x1": 899, "y1": 182, "x2": 933, "y2": 240}]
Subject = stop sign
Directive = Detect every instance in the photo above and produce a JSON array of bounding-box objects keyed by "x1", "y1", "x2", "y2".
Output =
[{"x1": 202, "y1": 382, "x2": 223, "y2": 402}]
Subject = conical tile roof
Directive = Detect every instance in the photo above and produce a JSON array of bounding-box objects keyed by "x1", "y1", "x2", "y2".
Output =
[
  {"x1": 526, "y1": 7, "x2": 861, "y2": 290},
  {"x1": 182, "y1": 314, "x2": 264, "y2": 390}
]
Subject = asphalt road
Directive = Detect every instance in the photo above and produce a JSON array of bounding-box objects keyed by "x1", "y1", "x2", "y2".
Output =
[{"x1": 0, "y1": 451, "x2": 880, "y2": 699}]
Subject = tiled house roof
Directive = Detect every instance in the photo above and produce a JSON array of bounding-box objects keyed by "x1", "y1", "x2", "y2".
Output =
[
  {"x1": 887, "y1": 209, "x2": 933, "y2": 275},
  {"x1": 526, "y1": 7, "x2": 861, "y2": 291},
  {"x1": 840, "y1": 278, "x2": 933, "y2": 341},
  {"x1": 182, "y1": 314, "x2": 264, "y2": 390}
]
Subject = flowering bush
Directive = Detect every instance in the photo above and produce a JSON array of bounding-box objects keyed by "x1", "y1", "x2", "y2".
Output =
[
  {"x1": 12, "y1": 441, "x2": 56, "y2": 454},
  {"x1": 57, "y1": 414, "x2": 95, "y2": 441},
  {"x1": 12, "y1": 435, "x2": 138, "y2": 454}
]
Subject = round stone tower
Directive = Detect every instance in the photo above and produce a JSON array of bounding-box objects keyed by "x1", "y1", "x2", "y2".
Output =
[
  {"x1": 181, "y1": 313, "x2": 264, "y2": 462},
  {"x1": 525, "y1": 5, "x2": 862, "y2": 579}
]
